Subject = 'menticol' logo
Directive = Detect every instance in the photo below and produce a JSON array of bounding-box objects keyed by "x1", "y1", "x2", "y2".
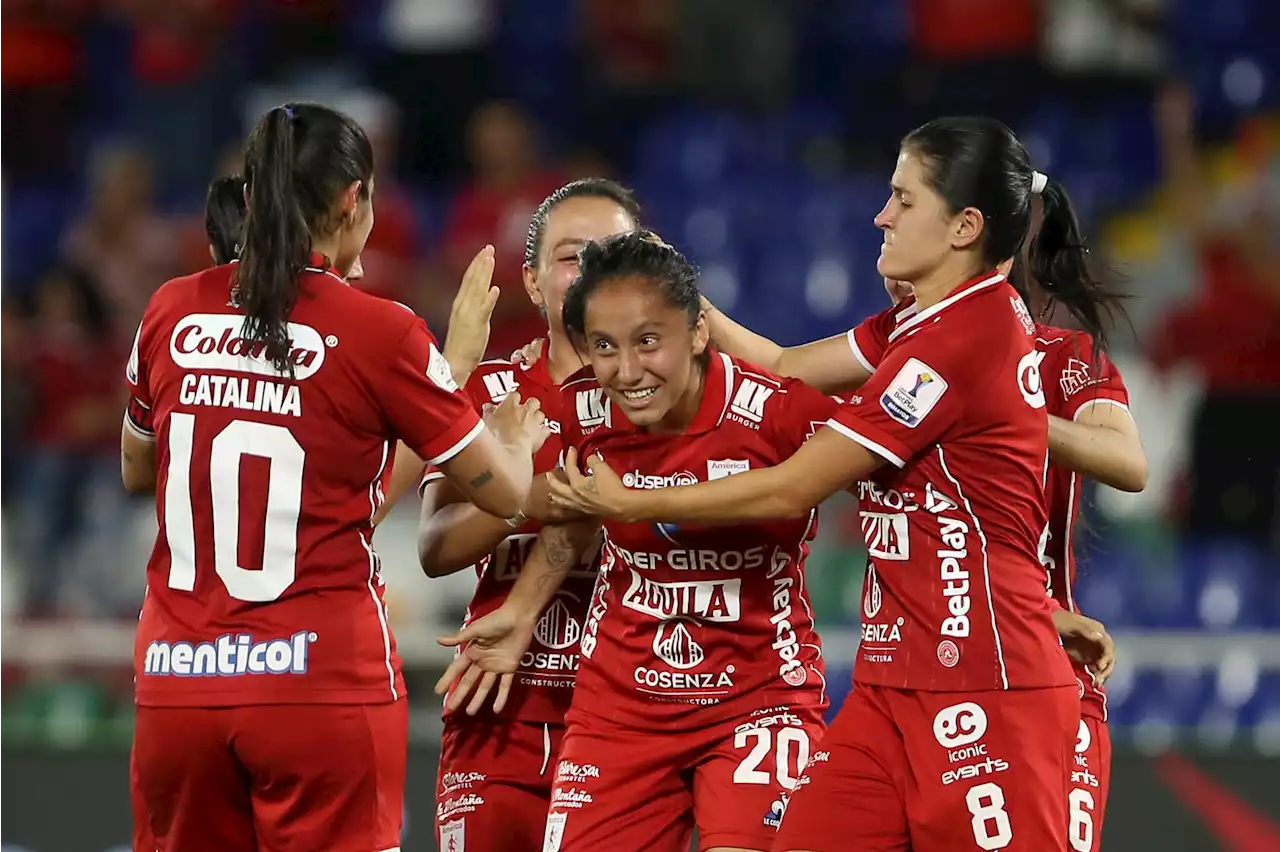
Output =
[{"x1": 143, "y1": 631, "x2": 316, "y2": 677}]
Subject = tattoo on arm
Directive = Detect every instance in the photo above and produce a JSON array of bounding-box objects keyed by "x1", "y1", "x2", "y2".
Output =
[
  {"x1": 469, "y1": 470, "x2": 494, "y2": 489},
  {"x1": 535, "y1": 525, "x2": 576, "y2": 594}
]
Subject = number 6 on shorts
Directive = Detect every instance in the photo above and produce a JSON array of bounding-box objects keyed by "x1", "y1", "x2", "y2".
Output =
[
  {"x1": 1069, "y1": 787, "x2": 1094, "y2": 852},
  {"x1": 965, "y1": 782, "x2": 1013, "y2": 850},
  {"x1": 733, "y1": 727, "x2": 811, "y2": 789}
]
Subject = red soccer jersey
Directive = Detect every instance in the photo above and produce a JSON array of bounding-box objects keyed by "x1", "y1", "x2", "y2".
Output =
[
  {"x1": 829, "y1": 272, "x2": 1074, "y2": 692},
  {"x1": 1037, "y1": 323, "x2": 1129, "y2": 720},
  {"x1": 558, "y1": 351, "x2": 837, "y2": 730},
  {"x1": 420, "y1": 354, "x2": 600, "y2": 724},
  {"x1": 125, "y1": 256, "x2": 483, "y2": 707}
]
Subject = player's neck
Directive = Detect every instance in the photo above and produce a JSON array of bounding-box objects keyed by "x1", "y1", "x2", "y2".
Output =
[
  {"x1": 310, "y1": 234, "x2": 342, "y2": 271},
  {"x1": 544, "y1": 325, "x2": 586, "y2": 384},
  {"x1": 911, "y1": 257, "x2": 989, "y2": 309}
]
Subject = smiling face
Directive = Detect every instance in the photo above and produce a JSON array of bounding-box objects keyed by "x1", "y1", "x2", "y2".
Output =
[
  {"x1": 581, "y1": 275, "x2": 709, "y2": 429},
  {"x1": 524, "y1": 195, "x2": 638, "y2": 331},
  {"x1": 874, "y1": 150, "x2": 977, "y2": 283}
]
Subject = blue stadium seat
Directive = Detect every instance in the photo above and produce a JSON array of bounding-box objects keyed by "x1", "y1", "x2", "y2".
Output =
[
  {"x1": 1181, "y1": 539, "x2": 1270, "y2": 629},
  {"x1": 634, "y1": 111, "x2": 755, "y2": 188}
]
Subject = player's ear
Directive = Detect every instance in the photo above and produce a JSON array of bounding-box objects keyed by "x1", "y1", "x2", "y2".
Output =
[
  {"x1": 522, "y1": 264, "x2": 545, "y2": 310},
  {"x1": 951, "y1": 206, "x2": 984, "y2": 251},
  {"x1": 691, "y1": 310, "x2": 709, "y2": 358}
]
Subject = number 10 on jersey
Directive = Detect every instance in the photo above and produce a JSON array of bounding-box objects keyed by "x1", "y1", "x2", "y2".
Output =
[{"x1": 165, "y1": 413, "x2": 305, "y2": 602}]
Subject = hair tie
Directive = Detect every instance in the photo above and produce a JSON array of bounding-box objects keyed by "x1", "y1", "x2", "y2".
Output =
[
  {"x1": 1031, "y1": 171, "x2": 1048, "y2": 195},
  {"x1": 283, "y1": 106, "x2": 295, "y2": 119}
]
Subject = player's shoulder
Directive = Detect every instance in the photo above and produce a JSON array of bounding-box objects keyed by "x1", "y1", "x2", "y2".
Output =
[
  {"x1": 301, "y1": 274, "x2": 421, "y2": 334},
  {"x1": 465, "y1": 358, "x2": 525, "y2": 405},
  {"x1": 144, "y1": 265, "x2": 234, "y2": 321}
]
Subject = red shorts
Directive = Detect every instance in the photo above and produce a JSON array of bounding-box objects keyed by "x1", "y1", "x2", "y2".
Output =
[
  {"x1": 775, "y1": 684, "x2": 1078, "y2": 852},
  {"x1": 436, "y1": 717, "x2": 565, "y2": 852},
  {"x1": 133, "y1": 701, "x2": 407, "y2": 852},
  {"x1": 1068, "y1": 717, "x2": 1111, "y2": 852},
  {"x1": 542, "y1": 703, "x2": 824, "y2": 852}
]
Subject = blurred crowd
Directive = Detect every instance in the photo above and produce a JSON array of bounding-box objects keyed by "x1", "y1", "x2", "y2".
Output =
[{"x1": 1, "y1": 0, "x2": 1277, "y2": 621}]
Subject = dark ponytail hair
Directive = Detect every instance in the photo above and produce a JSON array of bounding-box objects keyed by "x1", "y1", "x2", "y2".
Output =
[
  {"x1": 563, "y1": 230, "x2": 702, "y2": 346},
  {"x1": 236, "y1": 102, "x2": 373, "y2": 373},
  {"x1": 1012, "y1": 178, "x2": 1130, "y2": 355},
  {"x1": 205, "y1": 175, "x2": 247, "y2": 266}
]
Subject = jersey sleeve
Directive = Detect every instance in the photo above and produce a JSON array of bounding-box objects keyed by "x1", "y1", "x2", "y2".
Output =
[
  {"x1": 123, "y1": 318, "x2": 155, "y2": 441},
  {"x1": 768, "y1": 378, "x2": 843, "y2": 457},
  {"x1": 846, "y1": 300, "x2": 908, "y2": 373},
  {"x1": 374, "y1": 317, "x2": 483, "y2": 467},
  {"x1": 419, "y1": 368, "x2": 493, "y2": 494},
  {"x1": 826, "y1": 332, "x2": 969, "y2": 468},
  {"x1": 1049, "y1": 335, "x2": 1130, "y2": 422}
]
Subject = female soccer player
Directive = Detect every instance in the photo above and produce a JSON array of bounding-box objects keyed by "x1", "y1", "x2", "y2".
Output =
[
  {"x1": 441, "y1": 230, "x2": 837, "y2": 852},
  {"x1": 548, "y1": 118, "x2": 1095, "y2": 851},
  {"x1": 196, "y1": 172, "x2": 497, "y2": 522},
  {"x1": 706, "y1": 165, "x2": 1143, "y2": 852},
  {"x1": 418, "y1": 178, "x2": 642, "y2": 852},
  {"x1": 121, "y1": 102, "x2": 548, "y2": 852}
]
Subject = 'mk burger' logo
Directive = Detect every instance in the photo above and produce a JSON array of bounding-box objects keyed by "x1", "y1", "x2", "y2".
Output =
[{"x1": 171, "y1": 314, "x2": 327, "y2": 380}]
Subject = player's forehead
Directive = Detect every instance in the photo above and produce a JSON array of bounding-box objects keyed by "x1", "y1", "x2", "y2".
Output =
[
  {"x1": 890, "y1": 150, "x2": 931, "y2": 195},
  {"x1": 542, "y1": 197, "x2": 636, "y2": 258},
  {"x1": 584, "y1": 276, "x2": 679, "y2": 334}
]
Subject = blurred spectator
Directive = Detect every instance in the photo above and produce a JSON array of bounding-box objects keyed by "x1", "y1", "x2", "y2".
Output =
[
  {"x1": 16, "y1": 267, "x2": 124, "y2": 617},
  {"x1": 676, "y1": 0, "x2": 796, "y2": 111},
  {"x1": 1, "y1": 0, "x2": 91, "y2": 184},
  {"x1": 579, "y1": 0, "x2": 676, "y2": 167},
  {"x1": 60, "y1": 143, "x2": 183, "y2": 339},
  {"x1": 373, "y1": 0, "x2": 494, "y2": 185},
  {"x1": 1042, "y1": 0, "x2": 1166, "y2": 86},
  {"x1": 903, "y1": 0, "x2": 1043, "y2": 126},
  {"x1": 442, "y1": 101, "x2": 564, "y2": 354},
  {"x1": 1150, "y1": 84, "x2": 1280, "y2": 551},
  {"x1": 118, "y1": 0, "x2": 242, "y2": 201},
  {"x1": 2, "y1": 298, "x2": 35, "y2": 508}
]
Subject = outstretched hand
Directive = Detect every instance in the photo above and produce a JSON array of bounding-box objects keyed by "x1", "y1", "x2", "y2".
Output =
[
  {"x1": 547, "y1": 448, "x2": 636, "y2": 521},
  {"x1": 442, "y1": 245, "x2": 500, "y2": 383},
  {"x1": 435, "y1": 605, "x2": 535, "y2": 715}
]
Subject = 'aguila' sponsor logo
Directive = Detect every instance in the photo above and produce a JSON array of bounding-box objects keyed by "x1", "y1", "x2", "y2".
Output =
[
  {"x1": 621, "y1": 571, "x2": 741, "y2": 622},
  {"x1": 171, "y1": 314, "x2": 326, "y2": 379}
]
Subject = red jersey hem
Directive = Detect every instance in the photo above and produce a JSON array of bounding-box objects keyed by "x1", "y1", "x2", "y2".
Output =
[{"x1": 134, "y1": 686, "x2": 404, "y2": 707}]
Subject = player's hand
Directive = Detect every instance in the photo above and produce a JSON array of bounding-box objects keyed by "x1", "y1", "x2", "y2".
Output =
[
  {"x1": 510, "y1": 338, "x2": 545, "y2": 366},
  {"x1": 442, "y1": 245, "x2": 500, "y2": 384},
  {"x1": 435, "y1": 605, "x2": 536, "y2": 715},
  {"x1": 548, "y1": 448, "x2": 639, "y2": 522},
  {"x1": 1052, "y1": 610, "x2": 1117, "y2": 686},
  {"x1": 884, "y1": 278, "x2": 913, "y2": 305},
  {"x1": 483, "y1": 392, "x2": 550, "y2": 453}
]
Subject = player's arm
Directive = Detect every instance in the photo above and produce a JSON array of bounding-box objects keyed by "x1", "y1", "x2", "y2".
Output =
[
  {"x1": 1048, "y1": 402, "x2": 1147, "y2": 493},
  {"x1": 507, "y1": 518, "x2": 601, "y2": 615},
  {"x1": 418, "y1": 475, "x2": 516, "y2": 577},
  {"x1": 121, "y1": 318, "x2": 156, "y2": 494},
  {"x1": 559, "y1": 428, "x2": 883, "y2": 523},
  {"x1": 377, "y1": 316, "x2": 543, "y2": 521},
  {"x1": 434, "y1": 398, "x2": 542, "y2": 520},
  {"x1": 372, "y1": 442, "x2": 425, "y2": 526},
  {"x1": 120, "y1": 422, "x2": 157, "y2": 494},
  {"x1": 702, "y1": 299, "x2": 870, "y2": 394}
]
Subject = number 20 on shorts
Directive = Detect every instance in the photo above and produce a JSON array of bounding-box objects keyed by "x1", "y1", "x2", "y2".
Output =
[{"x1": 733, "y1": 726, "x2": 811, "y2": 789}]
